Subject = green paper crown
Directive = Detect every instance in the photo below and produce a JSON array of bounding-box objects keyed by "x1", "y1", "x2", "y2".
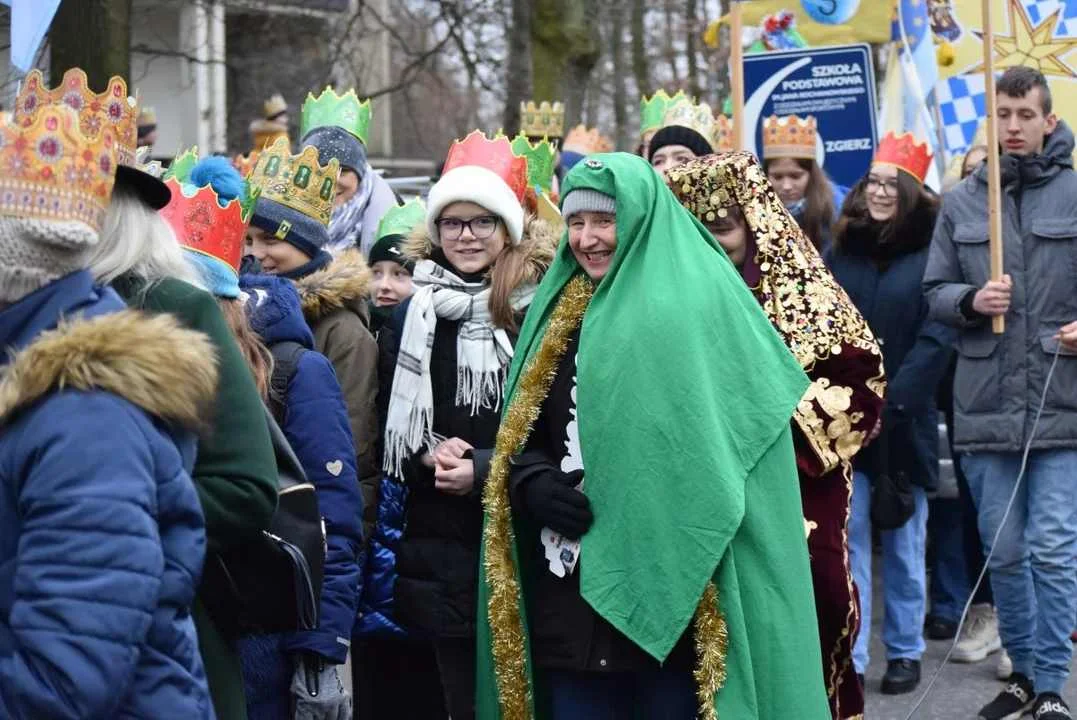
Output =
[
  {"x1": 376, "y1": 198, "x2": 426, "y2": 242},
  {"x1": 510, "y1": 134, "x2": 556, "y2": 194},
  {"x1": 301, "y1": 86, "x2": 372, "y2": 146},
  {"x1": 163, "y1": 146, "x2": 199, "y2": 183},
  {"x1": 640, "y1": 89, "x2": 690, "y2": 137}
]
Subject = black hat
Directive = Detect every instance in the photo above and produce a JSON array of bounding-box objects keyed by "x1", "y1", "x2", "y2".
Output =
[
  {"x1": 648, "y1": 125, "x2": 713, "y2": 162},
  {"x1": 115, "y1": 164, "x2": 171, "y2": 210},
  {"x1": 368, "y1": 233, "x2": 414, "y2": 272}
]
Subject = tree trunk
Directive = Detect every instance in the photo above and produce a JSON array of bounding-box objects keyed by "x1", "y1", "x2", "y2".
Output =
[
  {"x1": 50, "y1": 0, "x2": 132, "y2": 88},
  {"x1": 610, "y1": 0, "x2": 628, "y2": 151},
  {"x1": 502, "y1": 0, "x2": 533, "y2": 134},
  {"x1": 630, "y1": 0, "x2": 649, "y2": 97},
  {"x1": 662, "y1": 0, "x2": 680, "y2": 85},
  {"x1": 685, "y1": 0, "x2": 701, "y2": 98},
  {"x1": 531, "y1": 0, "x2": 600, "y2": 127}
]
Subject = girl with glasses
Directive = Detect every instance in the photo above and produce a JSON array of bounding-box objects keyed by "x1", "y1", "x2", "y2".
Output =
[{"x1": 379, "y1": 131, "x2": 557, "y2": 720}]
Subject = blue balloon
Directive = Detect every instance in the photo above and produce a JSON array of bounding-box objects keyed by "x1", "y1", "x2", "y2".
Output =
[{"x1": 800, "y1": 0, "x2": 861, "y2": 25}]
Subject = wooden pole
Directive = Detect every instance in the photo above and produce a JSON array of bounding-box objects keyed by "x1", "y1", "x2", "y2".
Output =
[
  {"x1": 981, "y1": 0, "x2": 1005, "y2": 334},
  {"x1": 730, "y1": 0, "x2": 744, "y2": 150}
]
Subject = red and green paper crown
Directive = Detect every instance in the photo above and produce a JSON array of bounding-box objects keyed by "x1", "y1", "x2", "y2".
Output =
[
  {"x1": 159, "y1": 147, "x2": 258, "y2": 272},
  {"x1": 874, "y1": 132, "x2": 933, "y2": 184},
  {"x1": 444, "y1": 130, "x2": 529, "y2": 203}
]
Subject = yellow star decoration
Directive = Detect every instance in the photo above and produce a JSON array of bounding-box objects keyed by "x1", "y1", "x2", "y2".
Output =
[{"x1": 969, "y1": 0, "x2": 1077, "y2": 78}]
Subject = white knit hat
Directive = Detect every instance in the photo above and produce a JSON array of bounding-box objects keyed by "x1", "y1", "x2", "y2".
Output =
[{"x1": 426, "y1": 165, "x2": 525, "y2": 245}]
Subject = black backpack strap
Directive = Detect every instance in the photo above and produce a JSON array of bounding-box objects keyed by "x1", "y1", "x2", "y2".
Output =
[{"x1": 268, "y1": 341, "x2": 307, "y2": 424}]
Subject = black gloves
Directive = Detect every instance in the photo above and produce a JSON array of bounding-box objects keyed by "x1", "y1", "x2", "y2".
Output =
[{"x1": 523, "y1": 469, "x2": 593, "y2": 540}]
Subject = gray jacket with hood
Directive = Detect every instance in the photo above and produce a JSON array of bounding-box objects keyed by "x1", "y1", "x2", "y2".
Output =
[{"x1": 923, "y1": 121, "x2": 1077, "y2": 453}]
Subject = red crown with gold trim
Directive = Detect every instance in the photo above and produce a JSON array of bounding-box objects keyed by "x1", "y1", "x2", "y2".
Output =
[
  {"x1": 443, "y1": 130, "x2": 528, "y2": 203},
  {"x1": 562, "y1": 124, "x2": 613, "y2": 155},
  {"x1": 159, "y1": 150, "x2": 253, "y2": 272},
  {"x1": 15, "y1": 68, "x2": 138, "y2": 167},
  {"x1": 712, "y1": 115, "x2": 735, "y2": 153},
  {"x1": 874, "y1": 132, "x2": 933, "y2": 184},
  {"x1": 762, "y1": 115, "x2": 817, "y2": 161},
  {"x1": 0, "y1": 103, "x2": 119, "y2": 232}
]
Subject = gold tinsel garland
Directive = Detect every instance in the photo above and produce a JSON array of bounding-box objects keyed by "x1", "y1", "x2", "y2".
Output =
[
  {"x1": 481, "y1": 273, "x2": 731, "y2": 720},
  {"x1": 482, "y1": 274, "x2": 594, "y2": 720}
]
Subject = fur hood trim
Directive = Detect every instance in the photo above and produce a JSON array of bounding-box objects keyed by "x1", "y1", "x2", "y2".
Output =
[
  {"x1": 294, "y1": 249, "x2": 372, "y2": 322},
  {"x1": 403, "y1": 213, "x2": 560, "y2": 285},
  {"x1": 0, "y1": 310, "x2": 218, "y2": 430}
]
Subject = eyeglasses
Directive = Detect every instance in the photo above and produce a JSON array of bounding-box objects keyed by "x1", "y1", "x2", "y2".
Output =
[
  {"x1": 436, "y1": 215, "x2": 500, "y2": 242},
  {"x1": 866, "y1": 176, "x2": 899, "y2": 196}
]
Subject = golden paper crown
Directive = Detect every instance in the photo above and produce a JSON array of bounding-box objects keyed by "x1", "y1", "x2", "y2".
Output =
[
  {"x1": 0, "y1": 103, "x2": 119, "y2": 232},
  {"x1": 562, "y1": 124, "x2": 613, "y2": 155},
  {"x1": 248, "y1": 138, "x2": 339, "y2": 226},
  {"x1": 762, "y1": 115, "x2": 817, "y2": 161},
  {"x1": 16, "y1": 68, "x2": 138, "y2": 166},
  {"x1": 520, "y1": 101, "x2": 565, "y2": 139},
  {"x1": 264, "y1": 93, "x2": 288, "y2": 119},
  {"x1": 712, "y1": 115, "x2": 735, "y2": 153},
  {"x1": 661, "y1": 98, "x2": 716, "y2": 152},
  {"x1": 874, "y1": 132, "x2": 933, "y2": 184}
]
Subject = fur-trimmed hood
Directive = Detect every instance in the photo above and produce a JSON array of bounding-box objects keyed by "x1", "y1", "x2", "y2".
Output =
[
  {"x1": 403, "y1": 213, "x2": 560, "y2": 286},
  {"x1": 0, "y1": 310, "x2": 218, "y2": 430},
  {"x1": 294, "y1": 248, "x2": 373, "y2": 324}
]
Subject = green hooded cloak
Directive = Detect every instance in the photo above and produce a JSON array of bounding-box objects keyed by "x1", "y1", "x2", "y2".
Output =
[{"x1": 477, "y1": 152, "x2": 831, "y2": 719}]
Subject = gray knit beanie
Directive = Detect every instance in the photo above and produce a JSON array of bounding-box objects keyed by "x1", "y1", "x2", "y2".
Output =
[
  {"x1": 0, "y1": 217, "x2": 98, "y2": 303},
  {"x1": 560, "y1": 189, "x2": 617, "y2": 220}
]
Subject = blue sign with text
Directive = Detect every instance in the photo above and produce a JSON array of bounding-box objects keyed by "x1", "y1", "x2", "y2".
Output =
[{"x1": 743, "y1": 44, "x2": 878, "y2": 190}]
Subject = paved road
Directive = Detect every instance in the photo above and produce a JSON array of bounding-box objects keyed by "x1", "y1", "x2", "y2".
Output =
[{"x1": 862, "y1": 579, "x2": 1077, "y2": 719}]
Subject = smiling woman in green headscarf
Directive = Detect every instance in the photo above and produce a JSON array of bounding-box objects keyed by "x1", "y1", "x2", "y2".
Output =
[{"x1": 477, "y1": 152, "x2": 831, "y2": 719}]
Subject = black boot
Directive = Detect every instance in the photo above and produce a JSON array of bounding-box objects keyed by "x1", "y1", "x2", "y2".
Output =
[{"x1": 881, "y1": 658, "x2": 921, "y2": 695}]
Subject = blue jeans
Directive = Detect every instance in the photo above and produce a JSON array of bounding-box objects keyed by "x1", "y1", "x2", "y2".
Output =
[
  {"x1": 962, "y1": 450, "x2": 1077, "y2": 695},
  {"x1": 928, "y1": 496, "x2": 972, "y2": 623},
  {"x1": 849, "y1": 471, "x2": 928, "y2": 673},
  {"x1": 546, "y1": 667, "x2": 696, "y2": 720}
]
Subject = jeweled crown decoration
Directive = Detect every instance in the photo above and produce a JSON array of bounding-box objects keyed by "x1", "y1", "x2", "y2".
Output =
[
  {"x1": 444, "y1": 130, "x2": 529, "y2": 203},
  {"x1": 661, "y1": 98, "x2": 716, "y2": 152},
  {"x1": 16, "y1": 68, "x2": 138, "y2": 166},
  {"x1": 712, "y1": 115, "x2": 734, "y2": 153},
  {"x1": 161, "y1": 151, "x2": 252, "y2": 272},
  {"x1": 519, "y1": 101, "x2": 565, "y2": 139},
  {"x1": 249, "y1": 138, "x2": 339, "y2": 227},
  {"x1": 640, "y1": 89, "x2": 690, "y2": 136},
  {"x1": 874, "y1": 131, "x2": 933, "y2": 184},
  {"x1": 762, "y1": 115, "x2": 817, "y2": 161},
  {"x1": 510, "y1": 133, "x2": 556, "y2": 194},
  {"x1": 0, "y1": 103, "x2": 119, "y2": 232},
  {"x1": 301, "y1": 86, "x2": 372, "y2": 146},
  {"x1": 562, "y1": 124, "x2": 613, "y2": 155}
]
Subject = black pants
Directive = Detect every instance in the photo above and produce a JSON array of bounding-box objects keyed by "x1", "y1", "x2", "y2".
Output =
[
  {"x1": 352, "y1": 636, "x2": 447, "y2": 720},
  {"x1": 433, "y1": 636, "x2": 476, "y2": 720}
]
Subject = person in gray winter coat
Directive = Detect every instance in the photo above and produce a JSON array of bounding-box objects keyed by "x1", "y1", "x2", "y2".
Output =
[{"x1": 923, "y1": 66, "x2": 1077, "y2": 720}]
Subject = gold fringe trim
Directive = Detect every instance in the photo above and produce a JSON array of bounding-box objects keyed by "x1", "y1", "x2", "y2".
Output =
[
  {"x1": 693, "y1": 581, "x2": 729, "y2": 720},
  {"x1": 482, "y1": 275, "x2": 594, "y2": 720}
]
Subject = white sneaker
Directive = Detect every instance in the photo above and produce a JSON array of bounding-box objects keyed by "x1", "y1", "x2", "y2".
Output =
[
  {"x1": 952, "y1": 603, "x2": 1003, "y2": 663},
  {"x1": 996, "y1": 649, "x2": 1013, "y2": 681}
]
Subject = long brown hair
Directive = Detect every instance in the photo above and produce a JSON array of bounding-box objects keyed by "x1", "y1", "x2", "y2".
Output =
[
  {"x1": 833, "y1": 167, "x2": 940, "y2": 250},
  {"x1": 487, "y1": 217, "x2": 554, "y2": 332},
  {"x1": 217, "y1": 297, "x2": 273, "y2": 399},
  {"x1": 763, "y1": 157, "x2": 834, "y2": 250}
]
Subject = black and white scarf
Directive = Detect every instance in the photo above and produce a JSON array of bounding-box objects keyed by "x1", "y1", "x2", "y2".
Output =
[{"x1": 383, "y1": 258, "x2": 535, "y2": 476}]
